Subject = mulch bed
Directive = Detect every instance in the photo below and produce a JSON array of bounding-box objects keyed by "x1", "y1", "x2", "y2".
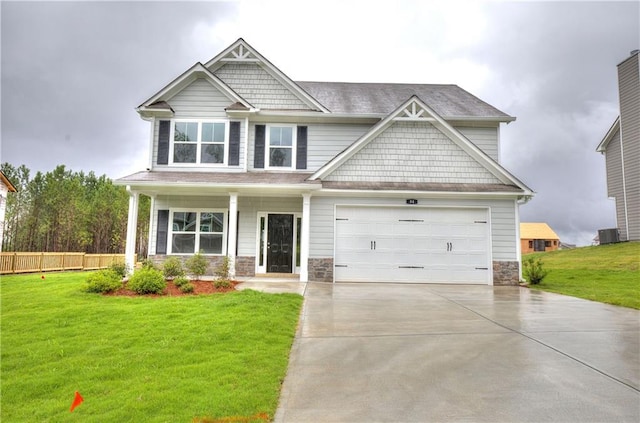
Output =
[{"x1": 106, "y1": 280, "x2": 240, "y2": 297}]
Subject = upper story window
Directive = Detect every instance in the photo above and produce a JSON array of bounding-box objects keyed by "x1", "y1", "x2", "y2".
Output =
[
  {"x1": 267, "y1": 125, "x2": 296, "y2": 169},
  {"x1": 171, "y1": 120, "x2": 227, "y2": 165}
]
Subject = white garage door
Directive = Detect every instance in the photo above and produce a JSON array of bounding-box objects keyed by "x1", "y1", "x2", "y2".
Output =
[{"x1": 334, "y1": 206, "x2": 490, "y2": 284}]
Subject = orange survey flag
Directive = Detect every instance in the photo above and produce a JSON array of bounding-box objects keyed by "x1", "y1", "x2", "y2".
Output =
[{"x1": 70, "y1": 391, "x2": 83, "y2": 412}]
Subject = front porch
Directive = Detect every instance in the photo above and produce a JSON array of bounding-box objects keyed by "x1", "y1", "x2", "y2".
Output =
[{"x1": 123, "y1": 187, "x2": 314, "y2": 282}]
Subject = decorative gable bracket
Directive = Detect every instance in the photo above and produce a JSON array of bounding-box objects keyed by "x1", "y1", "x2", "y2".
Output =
[
  {"x1": 220, "y1": 44, "x2": 260, "y2": 63},
  {"x1": 395, "y1": 100, "x2": 436, "y2": 122}
]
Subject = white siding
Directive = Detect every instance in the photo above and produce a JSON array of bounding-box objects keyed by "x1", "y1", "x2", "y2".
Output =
[
  {"x1": 214, "y1": 63, "x2": 311, "y2": 110},
  {"x1": 309, "y1": 196, "x2": 518, "y2": 261},
  {"x1": 455, "y1": 125, "x2": 499, "y2": 162},
  {"x1": 0, "y1": 183, "x2": 8, "y2": 252},
  {"x1": 324, "y1": 121, "x2": 502, "y2": 184}
]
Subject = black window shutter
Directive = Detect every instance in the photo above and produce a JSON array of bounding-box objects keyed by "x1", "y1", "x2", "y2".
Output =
[
  {"x1": 254, "y1": 125, "x2": 265, "y2": 168},
  {"x1": 296, "y1": 126, "x2": 308, "y2": 169},
  {"x1": 229, "y1": 121, "x2": 241, "y2": 166},
  {"x1": 157, "y1": 120, "x2": 170, "y2": 165},
  {"x1": 156, "y1": 210, "x2": 169, "y2": 254}
]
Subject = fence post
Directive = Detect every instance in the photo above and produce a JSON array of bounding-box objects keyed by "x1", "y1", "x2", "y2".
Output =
[
  {"x1": 12, "y1": 252, "x2": 17, "y2": 274},
  {"x1": 40, "y1": 252, "x2": 44, "y2": 272}
]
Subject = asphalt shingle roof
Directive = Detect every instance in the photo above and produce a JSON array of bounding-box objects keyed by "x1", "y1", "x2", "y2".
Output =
[{"x1": 296, "y1": 81, "x2": 512, "y2": 118}]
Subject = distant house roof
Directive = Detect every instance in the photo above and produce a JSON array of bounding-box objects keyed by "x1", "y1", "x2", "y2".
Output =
[
  {"x1": 520, "y1": 223, "x2": 560, "y2": 240},
  {"x1": 0, "y1": 171, "x2": 17, "y2": 193},
  {"x1": 296, "y1": 81, "x2": 515, "y2": 120}
]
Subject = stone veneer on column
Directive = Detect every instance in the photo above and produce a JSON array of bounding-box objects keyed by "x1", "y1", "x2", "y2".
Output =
[{"x1": 492, "y1": 261, "x2": 520, "y2": 285}]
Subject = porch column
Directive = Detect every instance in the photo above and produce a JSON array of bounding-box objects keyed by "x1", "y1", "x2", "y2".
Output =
[
  {"x1": 124, "y1": 187, "x2": 139, "y2": 275},
  {"x1": 228, "y1": 192, "x2": 238, "y2": 278},
  {"x1": 300, "y1": 193, "x2": 311, "y2": 282}
]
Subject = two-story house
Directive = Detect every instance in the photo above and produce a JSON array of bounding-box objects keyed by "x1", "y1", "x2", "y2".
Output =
[
  {"x1": 116, "y1": 38, "x2": 533, "y2": 285},
  {"x1": 596, "y1": 49, "x2": 639, "y2": 242}
]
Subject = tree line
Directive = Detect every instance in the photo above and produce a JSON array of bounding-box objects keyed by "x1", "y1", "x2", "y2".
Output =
[{"x1": 1, "y1": 163, "x2": 149, "y2": 255}]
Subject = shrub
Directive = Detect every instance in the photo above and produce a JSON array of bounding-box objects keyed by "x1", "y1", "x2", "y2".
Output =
[
  {"x1": 163, "y1": 257, "x2": 185, "y2": 279},
  {"x1": 523, "y1": 256, "x2": 549, "y2": 285},
  {"x1": 179, "y1": 283, "x2": 194, "y2": 294},
  {"x1": 214, "y1": 256, "x2": 231, "y2": 280},
  {"x1": 140, "y1": 258, "x2": 156, "y2": 270},
  {"x1": 173, "y1": 276, "x2": 190, "y2": 288},
  {"x1": 109, "y1": 261, "x2": 129, "y2": 278},
  {"x1": 186, "y1": 251, "x2": 208, "y2": 280},
  {"x1": 85, "y1": 270, "x2": 123, "y2": 294},
  {"x1": 214, "y1": 279, "x2": 233, "y2": 289},
  {"x1": 127, "y1": 267, "x2": 166, "y2": 295}
]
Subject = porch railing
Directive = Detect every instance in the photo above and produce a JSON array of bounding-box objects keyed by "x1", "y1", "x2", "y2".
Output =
[{"x1": 0, "y1": 252, "x2": 133, "y2": 274}]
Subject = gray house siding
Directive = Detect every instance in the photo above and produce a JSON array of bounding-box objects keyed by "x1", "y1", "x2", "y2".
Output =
[
  {"x1": 604, "y1": 128, "x2": 628, "y2": 240},
  {"x1": 247, "y1": 122, "x2": 371, "y2": 172},
  {"x1": 214, "y1": 63, "x2": 311, "y2": 110},
  {"x1": 151, "y1": 78, "x2": 247, "y2": 170},
  {"x1": 455, "y1": 125, "x2": 499, "y2": 162},
  {"x1": 324, "y1": 121, "x2": 502, "y2": 184},
  {"x1": 617, "y1": 53, "x2": 640, "y2": 240}
]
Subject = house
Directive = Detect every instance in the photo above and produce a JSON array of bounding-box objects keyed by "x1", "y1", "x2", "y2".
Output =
[
  {"x1": 520, "y1": 223, "x2": 560, "y2": 253},
  {"x1": 0, "y1": 171, "x2": 17, "y2": 252},
  {"x1": 596, "y1": 49, "x2": 639, "y2": 242},
  {"x1": 116, "y1": 38, "x2": 533, "y2": 285}
]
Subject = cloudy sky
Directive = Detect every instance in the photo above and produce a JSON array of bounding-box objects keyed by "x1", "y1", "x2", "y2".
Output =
[{"x1": 1, "y1": 1, "x2": 638, "y2": 246}]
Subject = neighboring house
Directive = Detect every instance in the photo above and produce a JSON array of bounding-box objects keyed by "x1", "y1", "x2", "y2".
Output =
[
  {"x1": 520, "y1": 223, "x2": 560, "y2": 253},
  {"x1": 116, "y1": 38, "x2": 533, "y2": 285},
  {"x1": 0, "y1": 171, "x2": 17, "y2": 252},
  {"x1": 596, "y1": 49, "x2": 639, "y2": 242}
]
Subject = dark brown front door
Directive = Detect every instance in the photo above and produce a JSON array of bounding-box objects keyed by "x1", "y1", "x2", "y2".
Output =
[{"x1": 267, "y1": 214, "x2": 294, "y2": 273}]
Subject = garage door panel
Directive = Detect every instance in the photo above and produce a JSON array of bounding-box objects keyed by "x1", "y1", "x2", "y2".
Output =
[{"x1": 334, "y1": 206, "x2": 490, "y2": 284}]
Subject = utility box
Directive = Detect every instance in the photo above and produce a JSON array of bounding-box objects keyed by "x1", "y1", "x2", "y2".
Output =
[{"x1": 598, "y1": 228, "x2": 620, "y2": 245}]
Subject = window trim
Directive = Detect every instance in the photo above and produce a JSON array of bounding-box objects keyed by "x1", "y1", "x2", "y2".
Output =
[
  {"x1": 265, "y1": 124, "x2": 297, "y2": 170},
  {"x1": 168, "y1": 208, "x2": 228, "y2": 255},
  {"x1": 169, "y1": 119, "x2": 229, "y2": 166}
]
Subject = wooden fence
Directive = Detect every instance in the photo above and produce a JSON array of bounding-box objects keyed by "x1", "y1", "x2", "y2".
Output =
[{"x1": 0, "y1": 252, "x2": 133, "y2": 274}]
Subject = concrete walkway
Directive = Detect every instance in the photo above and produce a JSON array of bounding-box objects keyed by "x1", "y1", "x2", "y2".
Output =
[{"x1": 275, "y1": 283, "x2": 640, "y2": 422}]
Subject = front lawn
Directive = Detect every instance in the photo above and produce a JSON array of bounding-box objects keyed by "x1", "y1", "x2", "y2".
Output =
[
  {"x1": 1, "y1": 272, "x2": 303, "y2": 422},
  {"x1": 523, "y1": 242, "x2": 640, "y2": 309}
]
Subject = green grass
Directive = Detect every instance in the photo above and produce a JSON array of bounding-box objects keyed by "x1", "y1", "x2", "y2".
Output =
[
  {"x1": 1, "y1": 272, "x2": 303, "y2": 422},
  {"x1": 523, "y1": 242, "x2": 640, "y2": 309}
]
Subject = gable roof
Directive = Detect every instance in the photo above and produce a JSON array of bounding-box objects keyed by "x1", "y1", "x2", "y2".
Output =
[
  {"x1": 596, "y1": 116, "x2": 621, "y2": 152},
  {"x1": 520, "y1": 223, "x2": 559, "y2": 240},
  {"x1": 297, "y1": 81, "x2": 515, "y2": 121},
  {"x1": 205, "y1": 38, "x2": 329, "y2": 113},
  {"x1": 136, "y1": 62, "x2": 253, "y2": 117},
  {"x1": 311, "y1": 95, "x2": 532, "y2": 195}
]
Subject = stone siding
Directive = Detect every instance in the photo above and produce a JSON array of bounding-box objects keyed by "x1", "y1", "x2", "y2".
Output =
[
  {"x1": 149, "y1": 255, "x2": 225, "y2": 277},
  {"x1": 308, "y1": 258, "x2": 333, "y2": 282},
  {"x1": 235, "y1": 256, "x2": 256, "y2": 277},
  {"x1": 493, "y1": 261, "x2": 520, "y2": 285}
]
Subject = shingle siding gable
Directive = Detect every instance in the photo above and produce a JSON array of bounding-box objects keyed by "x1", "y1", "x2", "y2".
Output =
[
  {"x1": 214, "y1": 63, "x2": 312, "y2": 110},
  {"x1": 323, "y1": 121, "x2": 502, "y2": 184}
]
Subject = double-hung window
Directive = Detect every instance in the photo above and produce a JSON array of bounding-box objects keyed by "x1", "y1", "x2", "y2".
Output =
[
  {"x1": 169, "y1": 210, "x2": 227, "y2": 255},
  {"x1": 172, "y1": 121, "x2": 227, "y2": 164},
  {"x1": 267, "y1": 125, "x2": 296, "y2": 169}
]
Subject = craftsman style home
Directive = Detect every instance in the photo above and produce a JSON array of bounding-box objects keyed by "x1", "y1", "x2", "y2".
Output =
[{"x1": 117, "y1": 38, "x2": 533, "y2": 285}]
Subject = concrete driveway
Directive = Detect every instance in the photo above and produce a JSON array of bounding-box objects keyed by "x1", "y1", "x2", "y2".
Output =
[{"x1": 275, "y1": 283, "x2": 640, "y2": 422}]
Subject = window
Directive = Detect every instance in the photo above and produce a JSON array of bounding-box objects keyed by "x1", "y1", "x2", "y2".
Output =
[
  {"x1": 545, "y1": 240, "x2": 551, "y2": 248},
  {"x1": 170, "y1": 210, "x2": 226, "y2": 255},
  {"x1": 528, "y1": 241, "x2": 533, "y2": 248},
  {"x1": 172, "y1": 121, "x2": 227, "y2": 164},
  {"x1": 267, "y1": 126, "x2": 296, "y2": 168}
]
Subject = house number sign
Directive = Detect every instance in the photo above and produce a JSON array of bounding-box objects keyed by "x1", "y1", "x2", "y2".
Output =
[{"x1": 406, "y1": 199, "x2": 418, "y2": 205}]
